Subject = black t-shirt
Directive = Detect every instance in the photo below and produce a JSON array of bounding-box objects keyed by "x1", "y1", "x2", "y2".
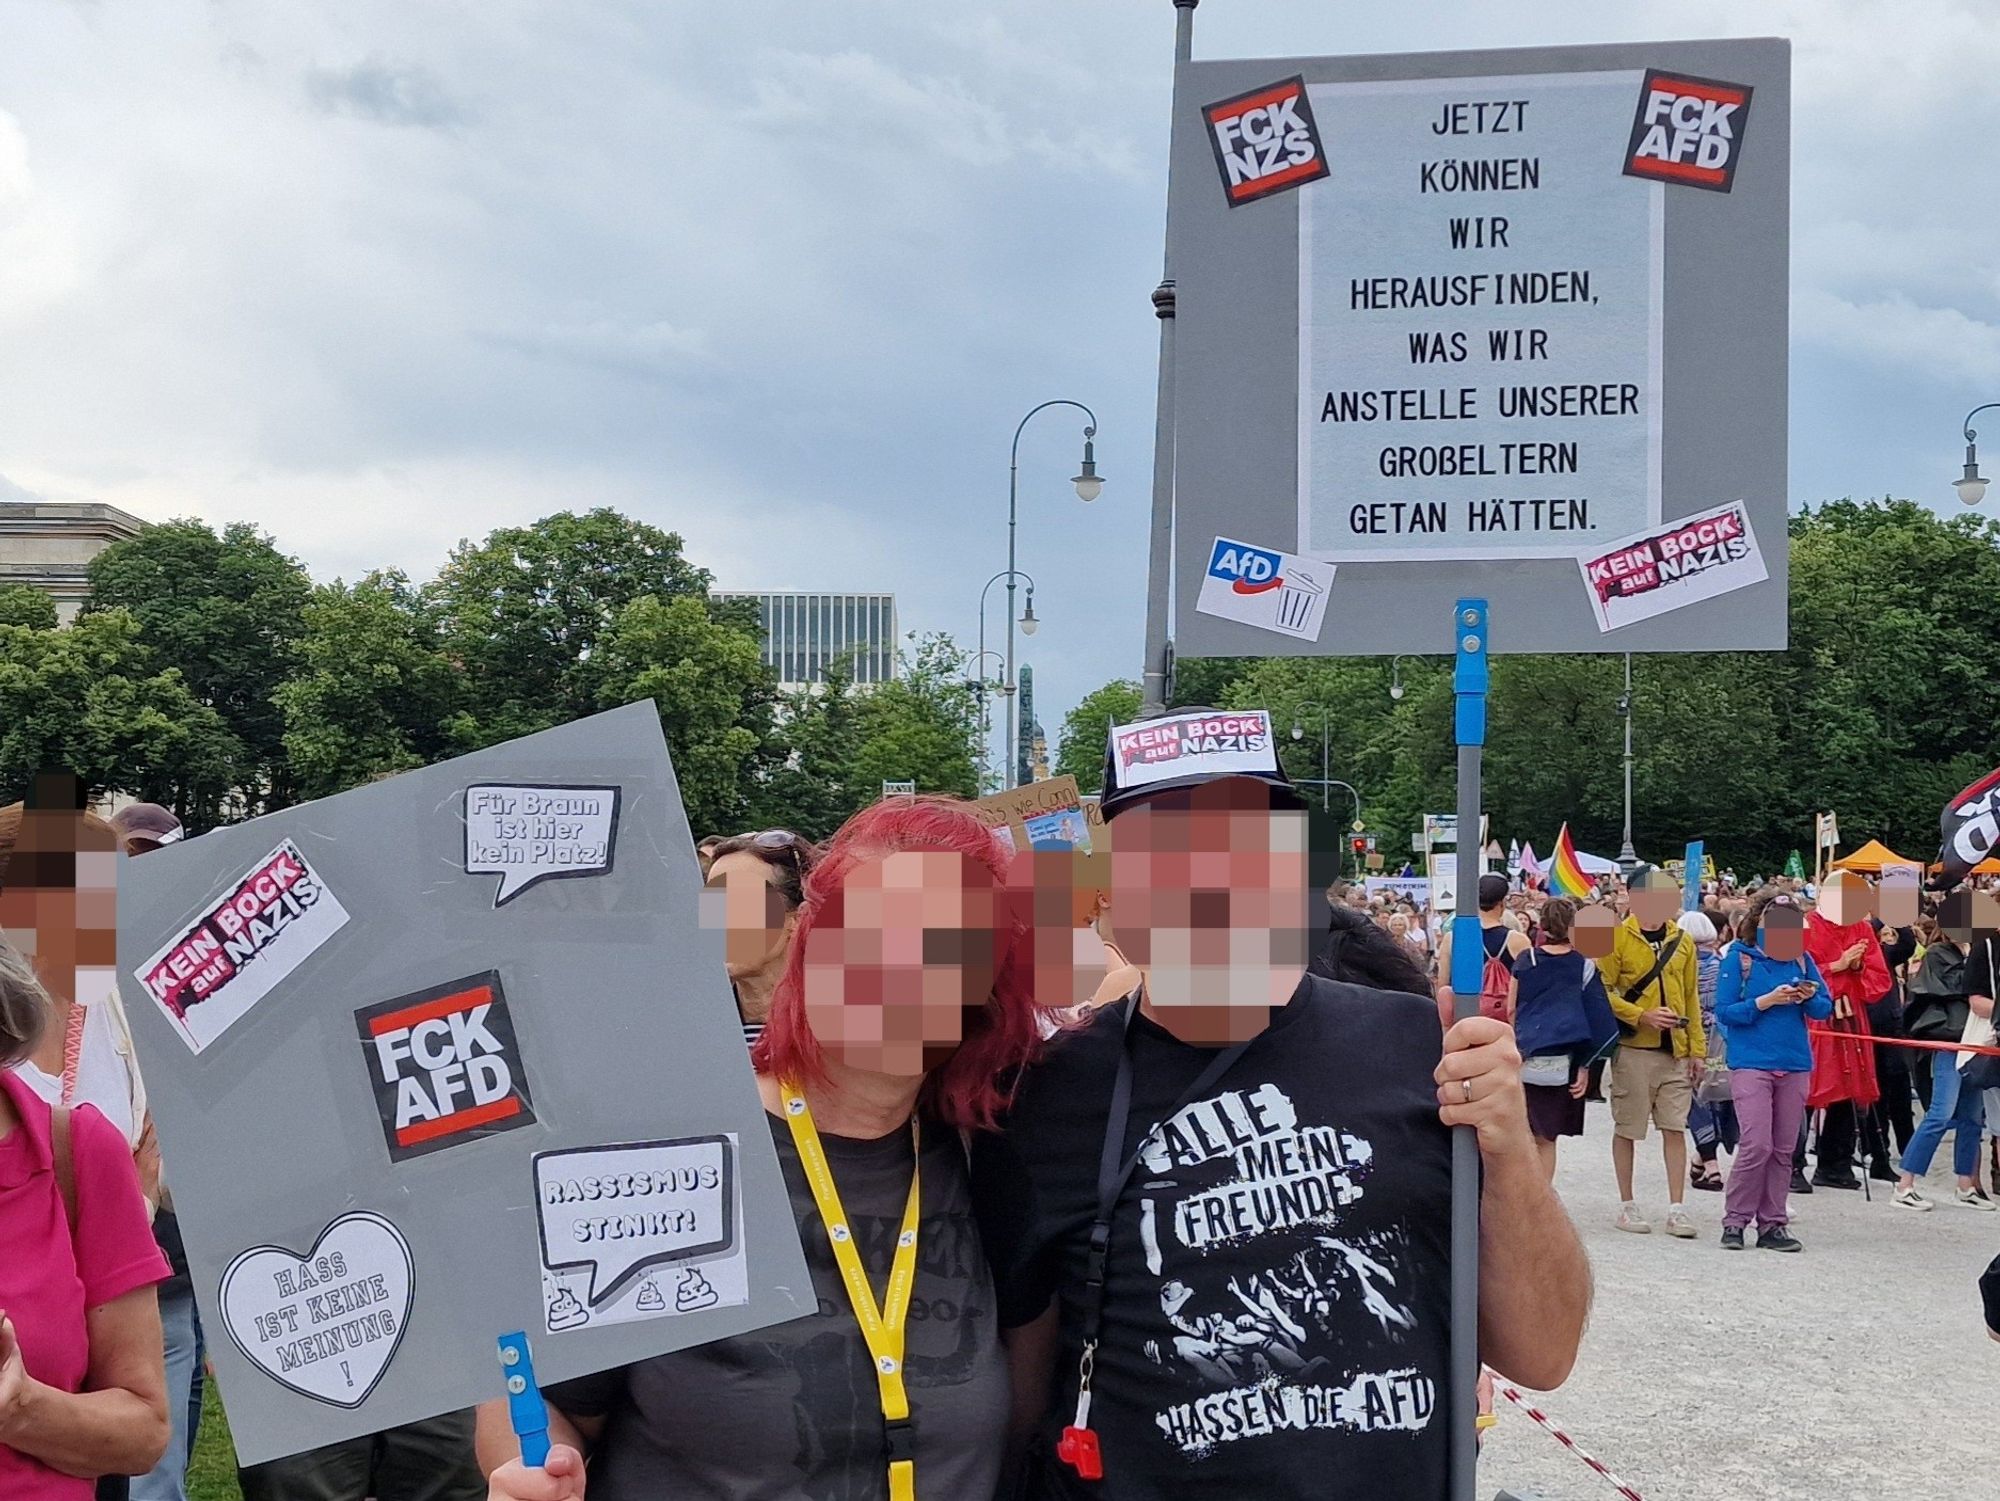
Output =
[
  {"x1": 973, "y1": 977, "x2": 1453, "y2": 1499},
  {"x1": 549, "y1": 1114, "x2": 1006, "y2": 1501}
]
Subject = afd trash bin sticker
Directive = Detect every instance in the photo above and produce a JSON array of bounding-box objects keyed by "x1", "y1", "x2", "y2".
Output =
[
  {"x1": 1196, "y1": 537, "x2": 1335, "y2": 641},
  {"x1": 137, "y1": 840, "x2": 351, "y2": 1054},
  {"x1": 464, "y1": 784, "x2": 620, "y2": 906},
  {"x1": 1575, "y1": 499, "x2": 1767, "y2": 633},
  {"x1": 219, "y1": 1211, "x2": 415, "y2": 1409},
  {"x1": 534, "y1": 1136, "x2": 748, "y2": 1332},
  {"x1": 354, "y1": 972, "x2": 537, "y2": 1162}
]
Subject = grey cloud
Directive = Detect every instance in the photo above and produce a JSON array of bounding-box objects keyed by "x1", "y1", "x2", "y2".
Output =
[{"x1": 306, "y1": 57, "x2": 463, "y2": 128}]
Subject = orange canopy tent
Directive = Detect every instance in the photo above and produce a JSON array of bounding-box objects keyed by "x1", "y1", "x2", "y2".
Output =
[{"x1": 1828, "y1": 839, "x2": 1920, "y2": 873}]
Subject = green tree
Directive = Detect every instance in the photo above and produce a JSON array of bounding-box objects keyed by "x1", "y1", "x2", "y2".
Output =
[
  {"x1": 1054, "y1": 680, "x2": 1142, "y2": 792},
  {"x1": 848, "y1": 633, "x2": 982, "y2": 803},
  {"x1": 0, "y1": 610, "x2": 239, "y2": 818},
  {"x1": 596, "y1": 593, "x2": 775, "y2": 835},
  {"x1": 0, "y1": 585, "x2": 57, "y2": 630},
  {"x1": 427, "y1": 509, "x2": 713, "y2": 746},
  {"x1": 276, "y1": 573, "x2": 461, "y2": 801},
  {"x1": 84, "y1": 519, "x2": 312, "y2": 811},
  {"x1": 751, "y1": 658, "x2": 867, "y2": 841}
]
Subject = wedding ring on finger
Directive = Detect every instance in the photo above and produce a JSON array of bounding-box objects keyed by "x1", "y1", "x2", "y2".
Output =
[{"x1": 1461, "y1": 1078, "x2": 1474, "y2": 1104}]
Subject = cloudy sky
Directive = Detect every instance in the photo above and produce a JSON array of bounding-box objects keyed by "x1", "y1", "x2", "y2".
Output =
[{"x1": 1, "y1": 0, "x2": 1993, "y2": 743}]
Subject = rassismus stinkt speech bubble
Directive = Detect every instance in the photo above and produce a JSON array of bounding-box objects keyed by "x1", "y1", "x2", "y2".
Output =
[
  {"x1": 463, "y1": 784, "x2": 620, "y2": 906},
  {"x1": 533, "y1": 1138, "x2": 741, "y2": 1329}
]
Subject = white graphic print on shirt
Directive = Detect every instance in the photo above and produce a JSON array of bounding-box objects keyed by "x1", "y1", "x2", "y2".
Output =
[{"x1": 1134, "y1": 1083, "x2": 1436, "y2": 1458}]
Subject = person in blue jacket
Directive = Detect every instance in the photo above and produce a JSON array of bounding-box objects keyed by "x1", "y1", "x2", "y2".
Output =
[
  {"x1": 1713, "y1": 891, "x2": 1832, "y2": 1252},
  {"x1": 1508, "y1": 897, "x2": 1620, "y2": 1181}
]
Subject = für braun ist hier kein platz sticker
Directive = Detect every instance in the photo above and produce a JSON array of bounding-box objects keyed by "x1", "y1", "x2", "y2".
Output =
[
  {"x1": 1576, "y1": 500, "x2": 1767, "y2": 633},
  {"x1": 1195, "y1": 537, "x2": 1334, "y2": 642}
]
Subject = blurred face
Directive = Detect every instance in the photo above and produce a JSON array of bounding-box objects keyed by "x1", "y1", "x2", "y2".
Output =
[
  {"x1": 1879, "y1": 869, "x2": 1920, "y2": 927},
  {"x1": 801, "y1": 850, "x2": 998, "y2": 1078},
  {"x1": 700, "y1": 850, "x2": 794, "y2": 981},
  {"x1": 1761, "y1": 904, "x2": 1805, "y2": 960},
  {"x1": 1108, "y1": 780, "x2": 1312, "y2": 1045},
  {"x1": 1940, "y1": 888, "x2": 2000, "y2": 946},
  {"x1": 1817, "y1": 872, "x2": 1873, "y2": 927},
  {"x1": 1628, "y1": 882, "x2": 1679, "y2": 928},
  {"x1": 1573, "y1": 905, "x2": 1617, "y2": 959},
  {"x1": 0, "y1": 807, "x2": 119, "y2": 1013}
]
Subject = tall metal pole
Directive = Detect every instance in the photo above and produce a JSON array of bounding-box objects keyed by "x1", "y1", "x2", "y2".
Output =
[
  {"x1": 1140, "y1": 0, "x2": 1198, "y2": 715},
  {"x1": 1446, "y1": 599, "x2": 1489, "y2": 1501},
  {"x1": 1319, "y1": 713, "x2": 1330, "y2": 813},
  {"x1": 1618, "y1": 651, "x2": 1638, "y2": 871},
  {"x1": 980, "y1": 571, "x2": 1031, "y2": 788},
  {"x1": 1005, "y1": 403, "x2": 1096, "y2": 787}
]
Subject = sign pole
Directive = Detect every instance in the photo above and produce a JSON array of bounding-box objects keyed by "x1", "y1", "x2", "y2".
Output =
[
  {"x1": 1140, "y1": 0, "x2": 1198, "y2": 716},
  {"x1": 1446, "y1": 599, "x2": 1489, "y2": 1501}
]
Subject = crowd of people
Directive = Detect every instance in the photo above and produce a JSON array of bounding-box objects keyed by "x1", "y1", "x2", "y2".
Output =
[
  {"x1": 1326, "y1": 860, "x2": 2000, "y2": 1248},
  {"x1": 4, "y1": 729, "x2": 1997, "y2": 1500}
]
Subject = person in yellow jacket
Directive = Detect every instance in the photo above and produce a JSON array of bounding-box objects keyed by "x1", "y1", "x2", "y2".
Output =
[{"x1": 1598, "y1": 866, "x2": 1706, "y2": 1238}]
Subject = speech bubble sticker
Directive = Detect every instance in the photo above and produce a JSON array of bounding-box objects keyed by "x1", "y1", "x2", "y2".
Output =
[
  {"x1": 463, "y1": 784, "x2": 621, "y2": 907},
  {"x1": 533, "y1": 1136, "x2": 738, "y2": 1318}
]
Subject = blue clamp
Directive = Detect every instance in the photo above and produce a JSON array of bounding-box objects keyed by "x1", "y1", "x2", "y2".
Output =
[
  {"x1": 497, "y1": 1330, "x2": 551, "y2": 1468},
  {"x1": 1452, "y1": 598, "x2": 1489, "y2": 748}
]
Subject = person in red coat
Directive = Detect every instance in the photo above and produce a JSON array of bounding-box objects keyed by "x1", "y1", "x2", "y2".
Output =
[{"x1": 1802, "y1": 871, "x2": 1893, "y2": 1188}]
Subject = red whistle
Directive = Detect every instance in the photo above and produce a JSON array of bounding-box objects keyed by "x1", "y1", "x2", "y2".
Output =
[{"x1": 1057, "y1": 1425, "x2": 1103, "y2": 1480}]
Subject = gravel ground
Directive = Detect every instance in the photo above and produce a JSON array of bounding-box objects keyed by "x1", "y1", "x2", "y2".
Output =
[{"x1": 1477, "y1": 1102, "x2": 2000, "y2": 1501}]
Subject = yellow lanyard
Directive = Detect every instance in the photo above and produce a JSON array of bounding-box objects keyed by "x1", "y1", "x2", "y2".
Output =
[{"x1": 782, "y1": 1084, "x2": 921, "y2": 1501}]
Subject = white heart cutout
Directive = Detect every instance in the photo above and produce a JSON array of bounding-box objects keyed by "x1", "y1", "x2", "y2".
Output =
[{"x1": 220, "y1": 1211, "x2": 415, "y2": 1409}]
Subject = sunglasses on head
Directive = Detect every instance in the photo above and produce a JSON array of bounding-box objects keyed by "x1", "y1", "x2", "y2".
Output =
[{"x1": 743, "y1": 830, "x2": 806, "y2": 851}]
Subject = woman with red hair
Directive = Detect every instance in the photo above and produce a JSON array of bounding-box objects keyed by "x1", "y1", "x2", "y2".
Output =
[{"x1": 482, "y1": 796, "x2": 1052, "y2": 1501}]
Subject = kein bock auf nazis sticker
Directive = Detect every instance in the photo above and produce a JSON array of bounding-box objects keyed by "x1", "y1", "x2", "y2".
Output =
[{"x1": 1576, "y1": 500, "x2": 1767, "y2": 633}]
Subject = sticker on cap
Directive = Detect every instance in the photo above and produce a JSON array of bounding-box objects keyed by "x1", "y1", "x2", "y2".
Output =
[
  {"x1": 1195, "y1": 537, "x2": 1334, "y2": 642},
  {"x1": 1109, "y1": 710, "x2": 1280, "y2": 792}
]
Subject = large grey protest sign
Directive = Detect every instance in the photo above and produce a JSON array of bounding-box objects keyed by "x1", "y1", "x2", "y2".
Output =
[
  {"x1": 1169, "y1": 38, "x2": 1789, "y2": 657},
  {"x1": 117, "y1": 702, "x2": 814, "y2": 1464}
]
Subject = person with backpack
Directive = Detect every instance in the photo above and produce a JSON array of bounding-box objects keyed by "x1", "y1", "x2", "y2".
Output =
[
  {"x1": 1601, "y1": 866, "x2": 1706, "y2": 1238},
  {"x1": 1507, "y1": 898, "x2": 1619, "y2": 1180},
  {"x1": 1893, "y1": 889, "x2": 1998, "y2": 1213},
  {"x1": 1713, "y1": 891, "x2": 1832, "y2": 1250},
  {"x1": 1435, "y1": 872, "x2": 1532, "y2": 1031}
]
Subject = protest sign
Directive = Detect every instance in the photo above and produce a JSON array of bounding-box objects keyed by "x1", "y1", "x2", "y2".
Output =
[
  {"x1": 117, "y1": 703, "x2": 813, "y2": 1464},
  {"x1": 1365, "y1": 875, "x2": 1431, "y2": 908},
  {"x1": 1167, "y1": 37, "x2": 1790, "y2": 656},
  {"x1": 971, "y1": 775, "x2": 1093, "y2": 854}
]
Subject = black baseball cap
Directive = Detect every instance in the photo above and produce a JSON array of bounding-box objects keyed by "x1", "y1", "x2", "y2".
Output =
[{"x1": 1100, "y1": 706, "x2": 1305, "y2": 822}]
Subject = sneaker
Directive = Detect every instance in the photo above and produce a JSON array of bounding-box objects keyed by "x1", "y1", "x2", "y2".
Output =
[
  {"x1": 1664, "y1": 1205, "x2": 1697, "y2": 1239},
  {"x1": 1720, "y1": 1226, "x2": 1746, "y2": 1250},
  {"x1": 1955, "y1": 1187, "x2": 1998, "y2": 1212},
  {"x1": 1615, "y1": 1202, "x2": 1652, "y2": 1234},
  {"x1": 1757, "y1": 1227, "x2": 1804, "y2": 1253},
  {"x1": 1810, "y1": 1171, "x2": 1861, "y2": 1191},
  {"x1": 1790, "y1": 1168, "x2": 1814, "y2": 1194},
  {"x1": 1893, "y1": 1185, "x2": 1934, "y2": 1212},
  {"x1": 1868, "y1": 1158, "x2": 1898, "y2": 1184}
]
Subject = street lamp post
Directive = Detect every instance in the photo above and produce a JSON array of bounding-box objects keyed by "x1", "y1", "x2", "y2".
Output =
[
  {"x1": 1389, "y1": 654, "x2": 1424, "y2": 702},
  {"x1": 1617, "y1": 652, "x2": 1639, "y2": 874},
  {"x1": 979, "y1": 570, "x2": 1035, "y2": 788},
  {"x1": 964, "y1": 648, "x2": 1006, "y2": 788},
  {"x1": 1289, "y1": 704, "x2": 1333, "y2": 811},
  {"x1": 1953, "y1": 403, "x2": 2000, "y2": 506},
  {"x1": 1006, "y1": 401, "x2": 1102, "y2": 788}
]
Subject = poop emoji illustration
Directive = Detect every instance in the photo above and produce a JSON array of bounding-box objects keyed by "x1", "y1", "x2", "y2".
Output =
[
  {"x1": 676, "y1": 1268, "x2": 719, "y2": 1313},
  {"x1": 546, "y1": 1281, "x2": 589, "y2": 1331},
  {"x1": 635, "y1": 1278, "x2": 666, "y2": 1313}
]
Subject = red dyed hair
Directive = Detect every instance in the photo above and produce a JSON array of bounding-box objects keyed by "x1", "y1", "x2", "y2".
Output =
[{"x1": 750, "y1": 795, "x2": 1049, "y2": 1131}]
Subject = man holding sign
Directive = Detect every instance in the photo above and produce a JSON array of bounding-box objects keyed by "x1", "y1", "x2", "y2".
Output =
[{"x1": 971, "y1": 710, "x2": 1588, "y2": 1499}]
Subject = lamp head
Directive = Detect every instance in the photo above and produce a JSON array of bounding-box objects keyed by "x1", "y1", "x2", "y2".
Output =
[
  {"x1": 1019, "y1": 593, "x2": 1039, "y2": 636},
  {"x1": 1072, "y1": 438, "x2": 1103, "y2": 503}
]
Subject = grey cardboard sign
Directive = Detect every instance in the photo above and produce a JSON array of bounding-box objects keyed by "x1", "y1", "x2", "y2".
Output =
[
  {"x1": 117, "y1": 703, "x2": 814, "y2": 1464},
  {"x1": 1169, "y1": 37, "x2": 1790, "y2": 657}
]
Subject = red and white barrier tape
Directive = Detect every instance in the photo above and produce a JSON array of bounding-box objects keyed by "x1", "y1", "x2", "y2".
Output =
[{"x1": 1494, "y1": 1381, "x2": 1645, "y2": 1501}]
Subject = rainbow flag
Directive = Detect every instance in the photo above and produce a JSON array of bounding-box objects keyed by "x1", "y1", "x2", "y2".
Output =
[{"x1": 1549, "y1": 823, "x2": 1594, "y2": 899}]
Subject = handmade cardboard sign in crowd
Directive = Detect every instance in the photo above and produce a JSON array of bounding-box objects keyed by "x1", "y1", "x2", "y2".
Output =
[{"x1": 117, "y1": 703, "x2": 813, "y2": 1464}]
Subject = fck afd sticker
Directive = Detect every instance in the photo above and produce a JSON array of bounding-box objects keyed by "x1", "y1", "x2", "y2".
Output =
[
  {"x1": 1202, "y1": 75, "x2": 1330, "y2": 206},
  {"x1": 356, "y1": 971, "x2": 537, "y2": 1161},
  {"x1": 1623, "y1": 69, "x2": 1753, "y2": 193}
]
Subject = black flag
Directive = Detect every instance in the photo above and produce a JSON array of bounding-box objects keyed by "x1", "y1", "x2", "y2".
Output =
[{"x1": 1937, "y1": 765, "x2": 2000, "y2": 888}]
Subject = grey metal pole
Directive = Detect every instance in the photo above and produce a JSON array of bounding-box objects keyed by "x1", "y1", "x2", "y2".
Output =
[
  {"x1": 1139, "y1": 0, "x2": 1198, "y2": 715},
  {"x1": 1618, "y1": 651, "x2": 1638, "y2": 871},
  {"x1": 1006, "y1": 459, "x2": 1019, "y2": 788},
  {"x1": 1320, "y1": 713, "x2": 1330, "y2": 813},
  {"x1": 1446, "y1": 599, "x2": 1489, "y2": 1501}
]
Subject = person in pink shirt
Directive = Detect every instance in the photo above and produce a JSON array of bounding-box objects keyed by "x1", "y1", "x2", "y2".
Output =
[{"x1": 0, "y1": 939, "x2": 171, "y2": 1499}]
